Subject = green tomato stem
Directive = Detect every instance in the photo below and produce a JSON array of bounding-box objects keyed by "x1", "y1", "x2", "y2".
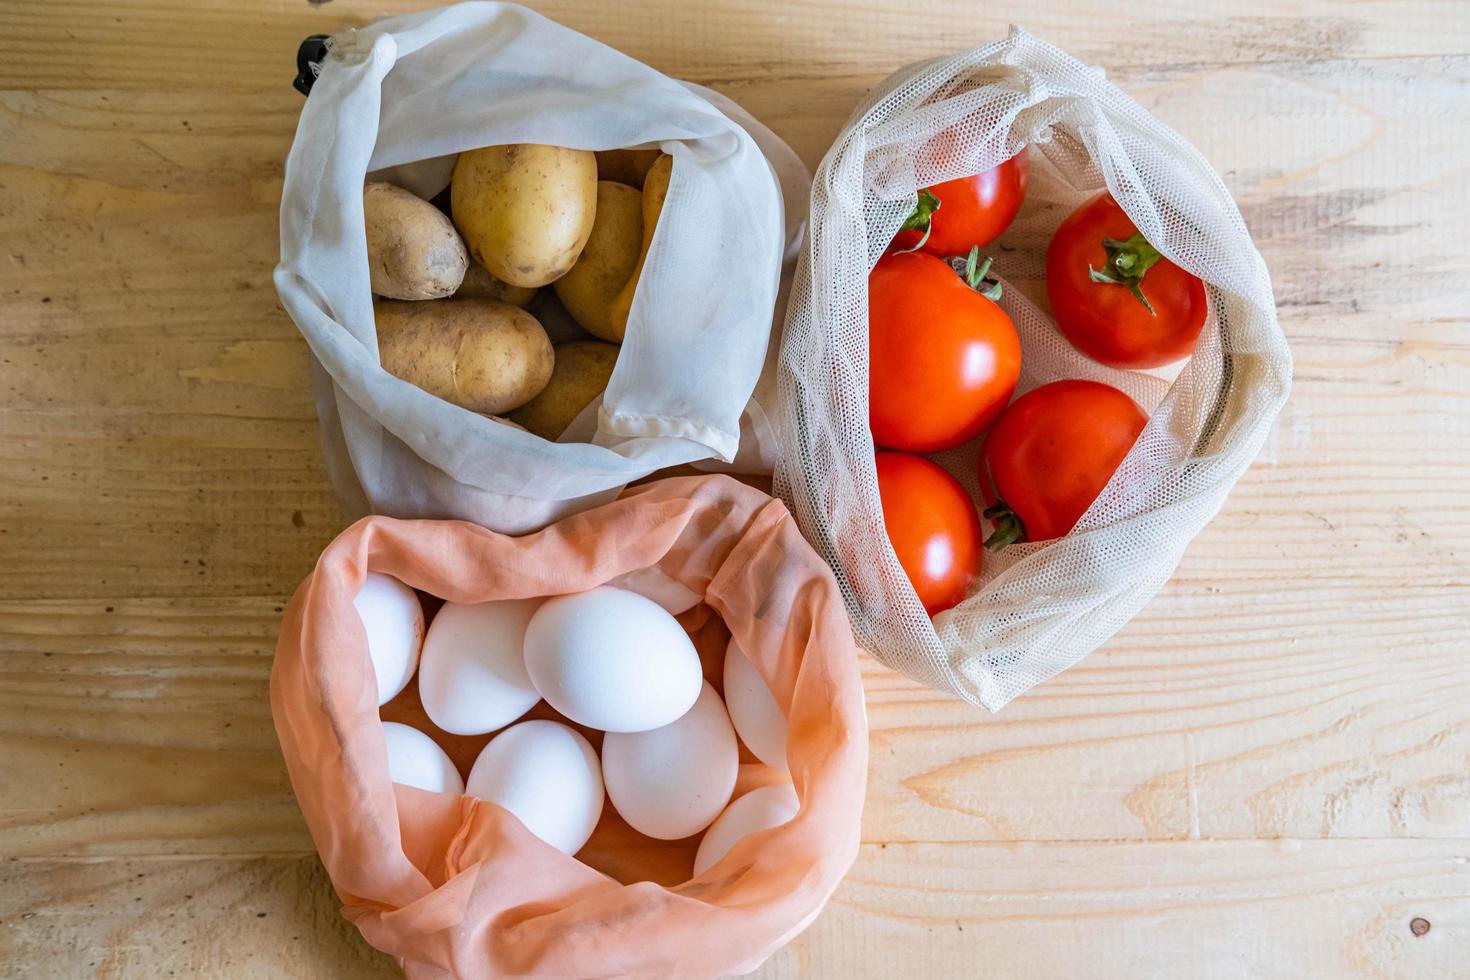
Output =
[
  {"x1": 893, "y1": 188, "x2": 941, "y2": 254},
  {"x1": 982, "y1": 502, "x2": 1026, "y2": 551},
  {"x1": 981, "y1": 457, "x2": 1025, "y2": 551},
  {"x1": 1087, "y1": 232, "x2": 1164, "y2": 315},
  {"x1": 948, "y1": 246, "x2": 1003, "y2": 301}
]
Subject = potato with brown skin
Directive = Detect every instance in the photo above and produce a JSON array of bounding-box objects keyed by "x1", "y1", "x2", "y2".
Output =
[
  {"x1": 376, "y1": 299, "x2": 554, "y2": 415},
  {"x1": 607, "y1": 154, "x2": 673, "y2": 340},
  {"x1": 364, "y1": 182, "x2": 468, "y2": 300},
  {"x1": 451, "y1": 144, "x2": 597, "y2": 288},
  {"x1": 508, "y1": 340, "x2": 618, "y2": 440},
  {"x1": 455, "y1": 261, "x2": 538, "y2": 307},
  {"x1": 553, "y1": 182, "x2": 642, "y2": 342},
  {"x1": 595, "y1": 149, "x2": 661, "y2": 189}
]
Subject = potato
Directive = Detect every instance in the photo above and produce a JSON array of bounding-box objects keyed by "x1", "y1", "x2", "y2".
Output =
[
  {"x1": 527, "y1": 290, "x2": 594, "y2": 345},
  {"x1": 455, "y1": 261, "x2": 538, "y2": 307},
  {"x1": 607, "y1": 154, "x2": 673, "y2": 340},
  {"x1": 376, "y1": 298, "x2": 554, "y2": 415},
  {"x1": 552, "y1": 182, "x2": 642, "y2": 342},
  {"x1": 595, "y1": 149, "x2": 662, "y2": 189},
  {"x1": 508, "y1": 340, "x2": 618, "y2": 440},
  {"x1": 451, "y1": 144, "x2": 597, "y2": 289},
  {"x1": 364, "y1": 181, "x2": 468, "y2": 300}
]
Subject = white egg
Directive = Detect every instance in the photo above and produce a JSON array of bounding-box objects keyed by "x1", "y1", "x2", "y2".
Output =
[
  {"x1": 523, "y1": 586, "x2": 702, "y2": 733},
  {"x1": 352, "y1": 572, "x2": 424, "y2": 706},
  {"x1": 693, "y1": 783, "x2": 800, "y2": 876},
  {"x1": 418, "y1": 599, "x2": 541, "y2": 735},
  {"x1": 722, "y1": 638, "x2": 789, "y2": 771},
  {"x1": 602, "y1": 682, "x2": 738, "y2": 840},
  {"x1": 466, "y1": 720, "x2": 603, "y2": 855},
  {"x1": 381, "y1": 722, "x2": 463, "y2": 795}
]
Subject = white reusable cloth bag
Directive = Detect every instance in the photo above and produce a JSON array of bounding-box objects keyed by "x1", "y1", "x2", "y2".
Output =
[
  {"x1": 275, "y1": 2, "x2": 799, "y2": 533},
  {"x1": 774, "y1": 29, "x2": 1293, "y2": 710}
]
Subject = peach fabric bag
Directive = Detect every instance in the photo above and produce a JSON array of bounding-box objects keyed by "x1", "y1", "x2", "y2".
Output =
[{"x1": 272, "y1": 475, "x2": 868, "y2": 978}]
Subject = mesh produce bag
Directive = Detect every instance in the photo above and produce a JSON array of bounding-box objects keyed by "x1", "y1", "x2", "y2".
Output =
[
  {"x1": 773, "y1": 29, "x2": 1292, "y2": 710},
  {"x1": 276, "y1": 2, "x2": 808, "y2": 535}
]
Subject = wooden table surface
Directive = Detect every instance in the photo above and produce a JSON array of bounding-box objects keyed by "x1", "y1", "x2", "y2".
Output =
[{"x1": 2, "y1": 1, "x2": 1467, "y2": 977}]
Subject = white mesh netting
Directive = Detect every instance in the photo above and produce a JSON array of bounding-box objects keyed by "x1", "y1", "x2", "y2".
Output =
[{"x1": 773, "y1": 29, "x2": 1293, "y2": 711}]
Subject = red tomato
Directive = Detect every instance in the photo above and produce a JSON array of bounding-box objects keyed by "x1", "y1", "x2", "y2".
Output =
[
  {"x1": 892, "y1": 149, "x2": 1030, "y2": 255},
  {"x1": 980, "y1": 380, "x2": 1147, "y2": 547},
  {"x1": 868, "y1": 251, "x2": 1022, "y2": 453},
  {"x1": 875, "y1": 451, "x2": 982, "y2": 616},
  {"x1": 1046, "y1": 192, "x2": 1208, "y2": 369}
]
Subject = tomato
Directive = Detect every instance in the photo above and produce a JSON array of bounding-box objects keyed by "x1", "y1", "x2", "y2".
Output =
[
  {"x1": 980, "y1": 380, "x2": 1147, "y2": 547},
  {"x1": 892, "y1": 148, "x2": 1030, "y2": 256},
  {"x1": 1045, "y1": 192, "x2": 1208, "y2": 369},
  {"x1": 874, "y1": 451, "x2": 982, "y2": 616},
  {"x1": 868, "y1": 250, "x2": 1022, "y2": 453}
]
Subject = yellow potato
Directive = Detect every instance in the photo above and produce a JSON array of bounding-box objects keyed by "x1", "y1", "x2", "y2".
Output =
[
  {"x1": 508, "y1": 341, "x2": 619, "y2": 440},
  {"x1": 607, "y1": 154, "x2": 673, "y2": 340},
  {"x1": 364, "y1": 181, "x2": 467, "y2": 300},
  {"x1": 376, "y1": 298, "x2": 554, "y2": 415},
  {"x1": 455, "y1": 261, "x2": 538, "y2": 307},
  {"x1": 451, "y1": 144, "x2": 597, "y2": 289},
  {"x1": 552, "y1": 182, "x2": 642, "y2": 342},
  {"x1": 595, "y1": 149, "x2": 662, "y2": 188}
]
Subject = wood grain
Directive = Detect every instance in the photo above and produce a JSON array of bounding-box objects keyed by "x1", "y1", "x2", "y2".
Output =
[
  {"x1": 2, "y1": 843, "x2": 1465, "y2": 979},
  {"x1": 0, "y1": 1, "x2": 1463, "y2": 91},
  {"x1": 789, "y1": 840, "x2": 1470, "y2": 979},
  {"x1": 0, "y1": 858, "x2": 399, "y2": 978},
  {"x1": 1, "y1": 0, "x2": 1468, "y2": 976}
]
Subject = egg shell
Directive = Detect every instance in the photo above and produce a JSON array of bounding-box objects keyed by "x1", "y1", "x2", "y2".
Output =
[
  {"x1": 382, "y1": 722, "x2": 464, "y2": 795},
  {"x1": 693, "y1": 783, "x2": 800, "y2": 876},
  {"x1": 353, "y1": 572, "x2": 424, "y2": 706},
  {"x1": 602, "y1": 682, "x2": 738, "y2": 840},
  {"x1": 466, "y1": 719, "x2": 603, "y2": 855},
  {"x1": 419, "y1": 599, "x2": 541, "y2": 735},
  {"x1": 523, "y1": 586, "x2": 702, "y2": 733},
  {"x1": 722, "y1": 638, "x2": 788, "y2": 770}
]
